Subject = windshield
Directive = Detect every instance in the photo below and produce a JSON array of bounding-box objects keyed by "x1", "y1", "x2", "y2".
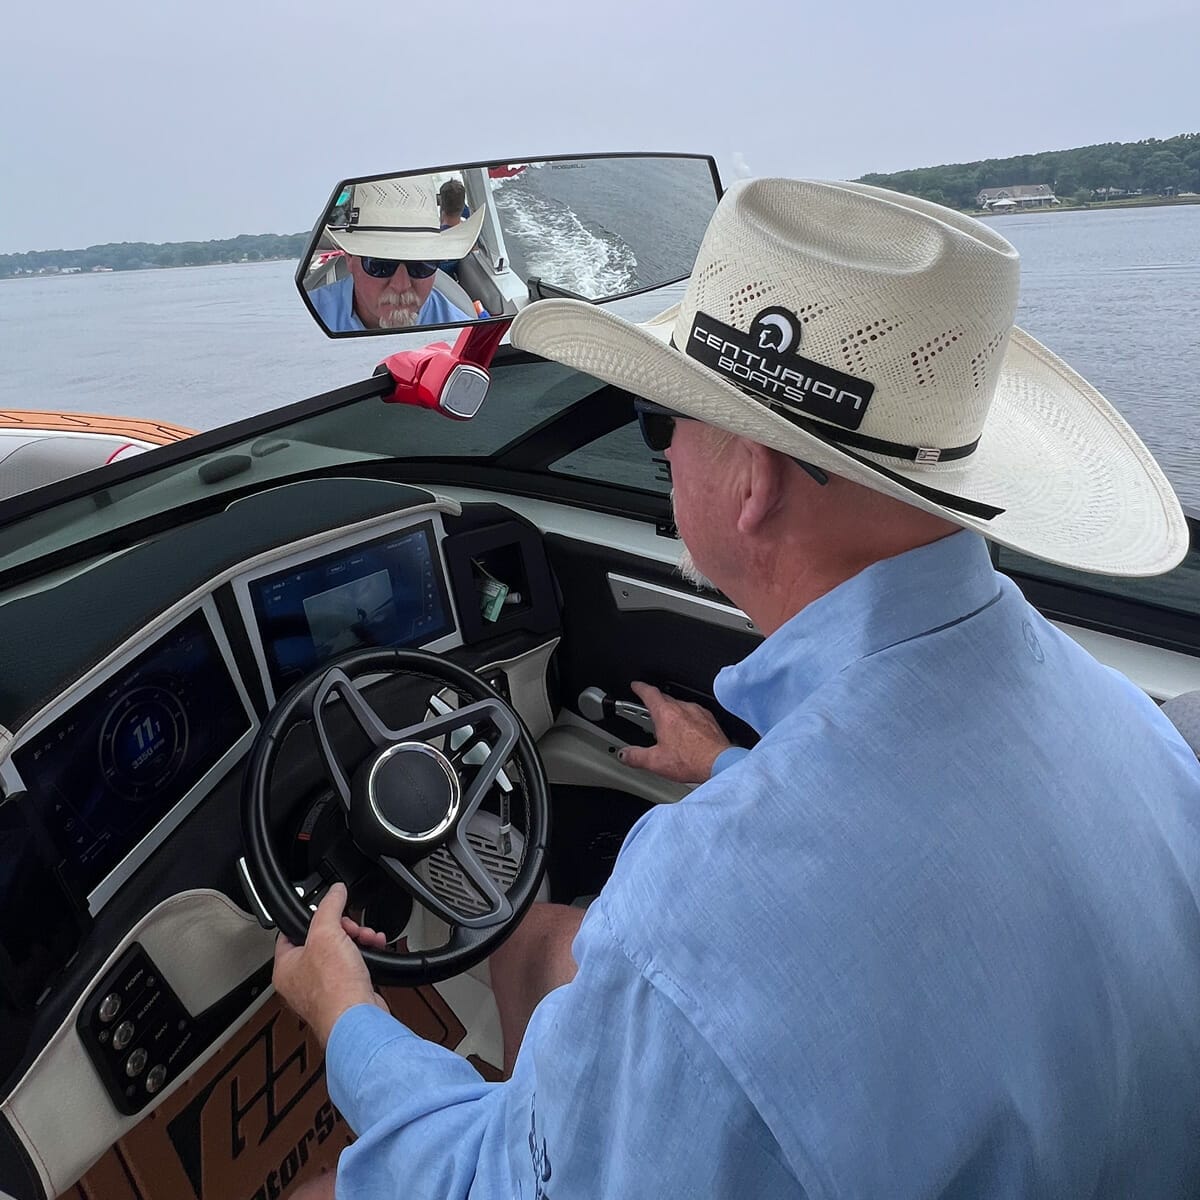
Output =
[
  {"x1": 0, "y1": 287, "x2": 683, "y2": 581},
  {"x1": 0, "y1": 273, "x2": 1196, "y2": 641},
  {"x1": 0, "y1": 353, "x2": 670, "y2": 581}
]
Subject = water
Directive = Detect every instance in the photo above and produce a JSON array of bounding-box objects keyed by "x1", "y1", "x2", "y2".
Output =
[
  {"x1": 0, "y1": 260, "x2": 371, "y2": 423},
  {"x1": 1, "y1": 203, "x2": 1197, "y2": 508},
  {"x1": 983, "y1": 204, "x2": 1200, "y2": 511},
  {"x1": 494, "y1": 157, "x2": 712, "y2": 297}
]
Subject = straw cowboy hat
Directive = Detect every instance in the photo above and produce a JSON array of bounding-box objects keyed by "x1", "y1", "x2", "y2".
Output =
[
  {"x1": 510, "y1": 178, "x2": 1186, "y2": 577},
  {"x1": 326, "y1": 176, "x2": 485, "y2": 262}
]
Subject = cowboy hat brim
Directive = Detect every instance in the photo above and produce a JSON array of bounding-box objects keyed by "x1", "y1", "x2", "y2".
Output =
[
  {"x1": 510, "y1": 298, "x2": 1188, "y2": 577},
  {"x1": 326, "y1": 205, "x2": 485, "y2": 263}
]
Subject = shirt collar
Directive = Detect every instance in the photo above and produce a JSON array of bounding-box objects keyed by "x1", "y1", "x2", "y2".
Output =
[{"x1": 714, "y1": 531, "x2": 1000, "y2": 735}]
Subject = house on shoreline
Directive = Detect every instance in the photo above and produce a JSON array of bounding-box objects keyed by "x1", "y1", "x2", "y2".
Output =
[{"x1": 977, "y1": 184, "x2": 1059, "y2": 211}]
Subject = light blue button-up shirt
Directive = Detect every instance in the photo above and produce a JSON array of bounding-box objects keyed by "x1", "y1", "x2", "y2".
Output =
[
  {"x1": 308, "y1": 274, "x2": 471, "y2": 331},
  {"x1": 326, "y1": 530, "x2": 1200, "y2": 1198}
]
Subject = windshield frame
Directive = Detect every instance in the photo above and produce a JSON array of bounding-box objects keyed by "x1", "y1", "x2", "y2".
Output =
[{"x1": 1, "y1": 342, "x2": 1196, "y2": 662}]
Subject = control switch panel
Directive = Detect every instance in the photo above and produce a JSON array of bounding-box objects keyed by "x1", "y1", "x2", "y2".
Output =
[{"x1": 77, "y1": 941, "x2": 270, "y2": 1115}]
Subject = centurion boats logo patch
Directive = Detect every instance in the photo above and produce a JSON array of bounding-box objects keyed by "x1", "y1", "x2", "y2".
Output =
[{"x1": 687, "y1": 307, "x2": 874, "y2": 431}]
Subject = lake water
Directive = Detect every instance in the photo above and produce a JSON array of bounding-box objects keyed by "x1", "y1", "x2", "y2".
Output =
[
  {"x1": 988, "y1": 204, "x2": 1199, "y2": 512},
  {"x1": 1, "y1": 203, "x2": 1197, "y2": 509}
]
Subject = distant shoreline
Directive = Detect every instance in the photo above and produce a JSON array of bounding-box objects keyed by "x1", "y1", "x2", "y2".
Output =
[
  {"x1": 0, "y1": 255, "x2": 298, "y2": 281},
  {"x1": 0, "y1": 232, "x2": 308, "y2": 280}
]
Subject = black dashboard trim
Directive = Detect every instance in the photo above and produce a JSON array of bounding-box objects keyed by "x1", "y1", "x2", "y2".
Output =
[{"x1": 0, "y1": 478, "x2": 439, "y2": 730}]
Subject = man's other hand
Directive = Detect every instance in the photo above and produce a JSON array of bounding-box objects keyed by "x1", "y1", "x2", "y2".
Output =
[
  {"x1": 618, "y1": 681, "x2": 733, "y2": 784},
  {"x1": 273, "y1": 882, "x2": 389, "y2": 1047}
]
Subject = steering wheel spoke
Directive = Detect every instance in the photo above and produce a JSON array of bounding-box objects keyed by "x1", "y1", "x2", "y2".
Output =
[
  {"x1": 294, "y1": 869, "x2": 327, "y2": 907},
  {"x1": 396, "y1": 697, "x2": 515, "y2": 749},
  {"x1": 318, "y1": 823, "x2": 376, "y2": 892},
  {"x1": 311, "y1": 667, "x2": 397, "y2": 805}
]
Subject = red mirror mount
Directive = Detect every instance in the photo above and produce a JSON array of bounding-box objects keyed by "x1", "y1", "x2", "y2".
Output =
[{"x1": 375, "y1": 319, "x2": 510, "y2": 420}]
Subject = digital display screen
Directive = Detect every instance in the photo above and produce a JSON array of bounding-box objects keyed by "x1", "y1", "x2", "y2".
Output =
[
  {"x1": 248, "y1": 522, "x2": 455, "y2": 694},
  {"x1": 12, "y1": 610, "x2": 251, "y2": 898}
]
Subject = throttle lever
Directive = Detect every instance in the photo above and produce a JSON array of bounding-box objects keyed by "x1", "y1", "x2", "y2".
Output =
[{"x1": 578, "y1": 686, "x2": 654, "y2": 734}]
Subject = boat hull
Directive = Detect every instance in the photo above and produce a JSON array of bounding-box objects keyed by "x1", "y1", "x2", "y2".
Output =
[{"x1": 0, "y1": 411, "x2": 195, "y2": 501}]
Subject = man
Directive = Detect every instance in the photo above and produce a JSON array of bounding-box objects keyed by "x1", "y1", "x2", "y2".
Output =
[
  {"x1": 436, "y1": 178, "x2": 472, "y2": 281},
  {"x1": 438, "y1": 178, "x2": 470, "y2": 229},
  {"x1": 276, "y1": 178, "x2": 1200, "y2": 1196},
  {"x1": 307, "y1": 176, "x2": 483, "y2": 331}
]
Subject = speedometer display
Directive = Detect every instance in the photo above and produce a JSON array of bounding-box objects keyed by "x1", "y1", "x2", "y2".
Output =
[
  {"x1": 12, "y1": 610, "x2": 250, "y2": 899},
  {"x1": 99, "y1": 684, "x2": 188, "y2": 799}
]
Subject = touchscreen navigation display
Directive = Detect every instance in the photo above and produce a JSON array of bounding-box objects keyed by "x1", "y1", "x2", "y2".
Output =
[
  {"x1": 248, "y1": 522, "x2": 454, "y2": 694},
  {"x1": 12, "y1": 609, "x2": 252, "y2": 900}
]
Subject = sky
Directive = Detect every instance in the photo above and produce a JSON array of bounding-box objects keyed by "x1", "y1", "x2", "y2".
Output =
[{"x1": 2, "y1": 0, "x2": 1196, "y2": 254}]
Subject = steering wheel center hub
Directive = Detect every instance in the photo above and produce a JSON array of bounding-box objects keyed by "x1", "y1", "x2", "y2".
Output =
[{"x1": 367, "y1": 741, "x2": 460, "y2": 843}]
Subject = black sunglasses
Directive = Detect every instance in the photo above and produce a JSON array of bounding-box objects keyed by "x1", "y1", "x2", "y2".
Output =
[
  {"x1": 359, "y1": 256, "x2": 440, "y2": 280},
  {"x1": 634, "y1": 400, "x2": 680, "y2": 453},
  {"x1": 633, "y1": 400, "x2": 829, "y2": 486}
]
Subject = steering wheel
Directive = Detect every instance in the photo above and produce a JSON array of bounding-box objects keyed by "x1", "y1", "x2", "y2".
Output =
[{"x1": 241, "y1": 647, "x2": 550, "y2": 985}]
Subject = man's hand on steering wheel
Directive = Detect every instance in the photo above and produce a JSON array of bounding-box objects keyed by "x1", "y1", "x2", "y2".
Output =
[{"x1": 273, "y1": 881, "x2": 390, "y2": 1048}]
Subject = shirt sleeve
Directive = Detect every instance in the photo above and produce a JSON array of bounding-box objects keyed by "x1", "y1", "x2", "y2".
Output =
[
  {"x1": 324, "y1": 899, "x2": 803, "y2": 1199},
  {"x1": 712, "y1": 745, "x2": 751, "y2": 776}
]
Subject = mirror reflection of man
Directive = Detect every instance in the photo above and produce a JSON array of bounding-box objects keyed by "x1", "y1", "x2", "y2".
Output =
[
  {"x1": 308, "y1": 177, "x2": 485, "y2": 331},
  {"x1": 438, "y1": 178, "x2": 470, "y2": 229},
  {"x1": 436, "y1": 178, "x2": 473, "y2": 282}
]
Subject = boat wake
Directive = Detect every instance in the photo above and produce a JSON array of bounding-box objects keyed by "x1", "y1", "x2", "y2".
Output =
[{"x1": 494, "y1": 184, "x2": 639, "y2": 299}]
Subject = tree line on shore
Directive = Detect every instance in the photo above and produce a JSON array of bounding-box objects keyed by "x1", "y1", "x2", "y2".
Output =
[
  {"x1": 0, "y1": 232, "x2": 309, "y2": 279},
  {"x1": 856, "y1": 132, "x2": 1200, "y2": 210}
]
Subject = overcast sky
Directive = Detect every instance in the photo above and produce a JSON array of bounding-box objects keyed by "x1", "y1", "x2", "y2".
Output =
[{"x1": 2, "y1": 0, "x2": 1195, "y2": 254}]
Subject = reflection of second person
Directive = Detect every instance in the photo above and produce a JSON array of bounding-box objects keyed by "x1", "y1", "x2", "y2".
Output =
[
  {"x1": 438, "y1": 178, "x2": 470, "y2": 229},
  {"x1": 437, "y1": 179, "x2": 472, "y2": 281}
]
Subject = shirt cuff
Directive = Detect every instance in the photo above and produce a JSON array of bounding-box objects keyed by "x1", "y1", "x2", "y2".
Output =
[
  {"x1": 325, "y1": 1003, "x2": 418, "y2": 1133},
  {"x1": 711, "y1": 745, "x2": 749, "y2": 776}
]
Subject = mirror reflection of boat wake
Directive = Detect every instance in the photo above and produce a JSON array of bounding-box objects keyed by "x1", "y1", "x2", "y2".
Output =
[
  {"x1": 495, "y1": 179, "x2": 639, "y2": 300},
  {"x1": 495, "y1": 157, "x2": 715, "y2": 300}
]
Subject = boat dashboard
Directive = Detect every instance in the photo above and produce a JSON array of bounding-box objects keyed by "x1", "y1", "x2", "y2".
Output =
[
  {"x1": 0, "y1": 477, "x2": 568, "y2": 1092},
  {"x1": 0, "y1": 466, "x2": 768, "y2": 1198},
  {"x1": 3, "y1": 466, "x2": 1196, "y2": 1198}
]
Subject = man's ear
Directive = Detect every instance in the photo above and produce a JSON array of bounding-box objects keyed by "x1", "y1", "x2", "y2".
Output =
[{"x1": 736, "y1": 442, "x2": 788, "y2": 535}]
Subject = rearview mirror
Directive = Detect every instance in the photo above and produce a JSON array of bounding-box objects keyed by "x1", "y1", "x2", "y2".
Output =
[{"x1": 296, "y1": 154, "x2": 722, "y2": 337}]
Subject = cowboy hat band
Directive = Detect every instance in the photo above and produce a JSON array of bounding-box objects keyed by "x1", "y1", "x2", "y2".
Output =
[
  {"x1": 510, "y1": 178, "x2": 1187, "y2": 578},
  {"x1": 662, "y1": 325, "x2": 1003, "y2": 522},
  {"x1": 326, "y1": 176, "x2": 486, "y2": 263}
]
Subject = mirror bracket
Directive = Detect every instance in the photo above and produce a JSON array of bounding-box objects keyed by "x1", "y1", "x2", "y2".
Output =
[{"x1": 374, "y1": 321, "x2": 510, "y2": 420}]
